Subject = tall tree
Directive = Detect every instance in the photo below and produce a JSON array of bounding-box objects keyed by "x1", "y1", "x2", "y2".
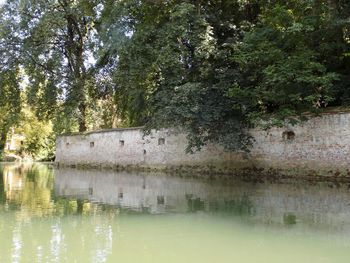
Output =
[
  {"x1": 105, "y1": 0, "x2": 350, "y2": 151},
  {"x1": 2, "y1": 0, "x2": 350, "y2": 154},
  {"x1": 102, "y1": 0, "x2": 262, "y2": 151},
  {"x1": 0, "y1": 1, "x2": 21, "y2": 158},
  {"x1": 232, "y1": 1, "x2": 340, "y2": 126},
  {"x1": 19, "y1": 0, "x2": 102, "y2": 132}
]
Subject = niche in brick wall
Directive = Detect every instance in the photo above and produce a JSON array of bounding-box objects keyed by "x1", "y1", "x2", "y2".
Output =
[
  {"x1": 282, "y1": 130, "x2": 295, "y2": 141},
  {"x1": 158, "y1": 138, "x2": 165, "y2": 145}
]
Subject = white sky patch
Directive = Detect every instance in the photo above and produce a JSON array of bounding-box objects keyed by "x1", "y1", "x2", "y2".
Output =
[
  {"x1": 84, "y1": 49, "x2": 96, "y2": 69},
  {"x1": 0, "y1": 0, "x2": 5, "y2": 6}
]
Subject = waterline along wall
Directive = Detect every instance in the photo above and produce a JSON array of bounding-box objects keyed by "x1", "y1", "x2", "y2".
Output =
[{"x1": 55, "y1": 111, "x2": 350, "y2": 174}]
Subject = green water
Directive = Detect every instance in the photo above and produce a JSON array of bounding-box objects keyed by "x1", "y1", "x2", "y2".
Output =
[{"x1": 0, "y1": 163, "x2": 350, "y2": 263}]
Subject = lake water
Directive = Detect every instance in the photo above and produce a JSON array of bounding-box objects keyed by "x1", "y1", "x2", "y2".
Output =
[{"x1": 0, "y1": 163, "x2": 350, "y2": 263}]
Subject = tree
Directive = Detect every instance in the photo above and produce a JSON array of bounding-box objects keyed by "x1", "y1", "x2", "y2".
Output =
[
  {"x1": 102, "y1": 0, "x2": 261, "y2": 151},
  {"x1": 0, "y1": 2, "x2": 22, "y2": 158},
  {"x1": 101, "y1": 0, "x2": 350, "y2": 152},
  {"x1": 17, "y1": 106, "x2": 56, "y2": 161},
  {"x1": 19, "y1": 0, "x2": 103, "y2": 132},
  {"x1": 232, "y1": 1, "x2": 339, "y2": 126},
  {"x1": 319, "y1": 0, "x2": 350, "y2": 106},
  {"x1": 0, "y1": 70, "x2": 21, "y2": 158},
  {"x1": 2, "y1": 0, "x2": 350, "y2": 154}
]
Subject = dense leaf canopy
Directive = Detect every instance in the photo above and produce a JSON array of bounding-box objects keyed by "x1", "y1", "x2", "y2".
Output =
[{"x1": 0, "y1": 0, "x2": 350, "y2": 156}]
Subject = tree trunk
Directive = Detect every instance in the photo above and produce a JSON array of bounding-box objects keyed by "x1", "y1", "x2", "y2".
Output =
[
  {"x1": 64, "y1": 2, "x2": 89, "y2": 132},
  {"x1": 78, "y1": 102, "x2": 87, "y2": 132},
  {"x1": 77, "y1": 199, "x2": 84, "y2": 215},
  {"x1": 0, "y1": 131, "x2": 7, "y2": 159},
  {"x1": 0, "y1": 165, "x2": 4, "y2": 203}
]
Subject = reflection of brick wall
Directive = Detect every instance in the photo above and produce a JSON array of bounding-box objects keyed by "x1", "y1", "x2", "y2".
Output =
[
  {"x1": 54, "y1": 169, "x2": 350, "y2": 226},
  {"x1": 55, "y1": 111, "x2": 350, "y2": 170}
]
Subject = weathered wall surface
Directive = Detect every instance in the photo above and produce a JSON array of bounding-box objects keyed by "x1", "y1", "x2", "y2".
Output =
[
  {"x1": 56, "y1": 128, "x2": 234, "y2": 168},
  {"x1": 250, "y1": 111, "x2": 350, "y2": 169},
  {"x1": 55, "y1": 111, "x2": 350, "y2": 172}
]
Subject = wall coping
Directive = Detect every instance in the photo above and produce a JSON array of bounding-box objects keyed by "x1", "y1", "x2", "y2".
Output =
[{"x1": 59, "y1": 126, "x2": 145, "y2": 137}]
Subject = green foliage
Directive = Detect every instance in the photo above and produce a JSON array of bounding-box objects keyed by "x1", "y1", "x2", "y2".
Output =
[
  {"x1": 101, "y1": 0, "x2": 349, "y2": 151},
  {"x1": 14, "y1": 0, "x2": 108, "y2": 132},
  {"x1": 105, "y1": 0, "x2": 258, "y2": 151},
  {"x1": 0, "y1": 3, "x2": 22, "y2": 158},
  {"x1": 0, "y1": 69, "x2": 21, "y2": 158},
  {"x1": 232, "y1": 2, "x2": 340, "y2": 126},
  {"x1": 16, "y1": 106, "x2": 56, "y2": 161},
  {"x1": 1, "y1": 0, "x2": 350, "y2": 154}
]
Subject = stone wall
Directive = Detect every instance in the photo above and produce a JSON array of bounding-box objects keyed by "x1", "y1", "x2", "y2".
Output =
[
  {"x1": 55, "y1": 111, "x2": 350, "y2": 173},
  {"x1": 56, "y1": 128, "x2": 235, "y2": 169},
  {"x1": 250, "y1": 111, "x2": 350, "y2": 169}
]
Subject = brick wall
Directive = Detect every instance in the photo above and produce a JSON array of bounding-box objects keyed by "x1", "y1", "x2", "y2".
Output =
[{"x1": 55, "y1": 111, "x2": 350, "y2": 171}]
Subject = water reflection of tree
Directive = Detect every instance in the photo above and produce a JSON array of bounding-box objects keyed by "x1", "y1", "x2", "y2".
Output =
[
  {"x1": 0, "y1": 165, "x2": 119, "y2": 262},
  {"x1": 0, "y1": 164, "x2": 102, "y2": 219},
  {"x1": 222, "y1": 194, "x2": 255, "y2": 216},
  {"x1": 186, "y1": 193, "x2": 255, "y2": 216},
  {"x1": 3, "y1": 164, "x2": 258, "y2": 220},
  {"x1": 0, "y1": 165, "x2": 5, "y2": 205},
  {"x1": 6, "y1": 164, "x2": 55, "y2": 219}
]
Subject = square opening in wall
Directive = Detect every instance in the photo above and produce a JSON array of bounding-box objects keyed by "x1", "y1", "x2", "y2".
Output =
[
  {"x1": 157, "y1": 195, "x2": 165, "y2": 205},
  {"x1": 90, "y1": 142, "x2": 95, "y2": 147},
  {"x1": 282, "y1": 131, "x2": 295, "y2": 141},
  {"x1": 119, "y1": 140, "x2": 125, "y2": 147},
  {"x1": 158, "y1": 138, "x2": 165, "y2": 145}
]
